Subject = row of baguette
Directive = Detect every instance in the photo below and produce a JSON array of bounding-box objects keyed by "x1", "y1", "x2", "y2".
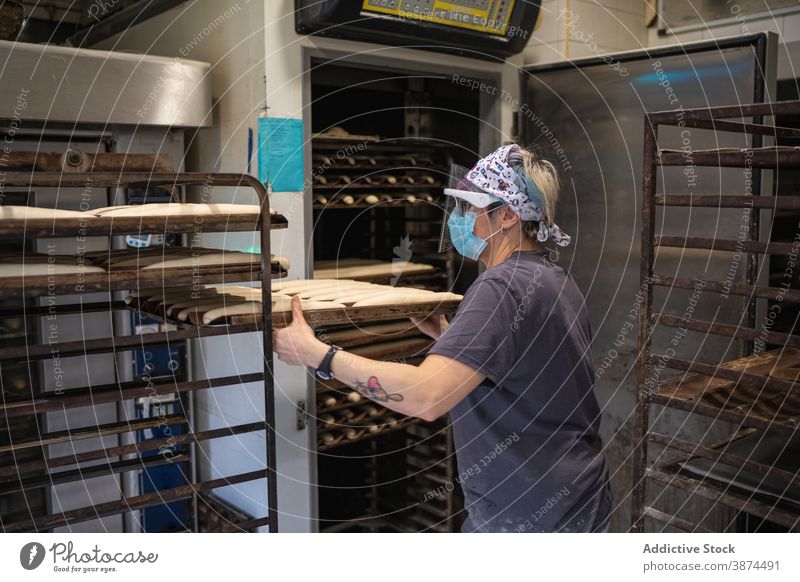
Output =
[
  {"x1": 125, "y1": 279, "x2": 461, "y2": 326},
  {"x1": 0, "y1": 247, "x2": 289, "y2": 277},
  {"x1": 0, "y1": 203, "x2": 277, "y2": 220},
  {"x1": 313, "y1": 193, "x2": 436, "y2": 206},
  {"x1": 311, "y1": 153, "x2": 434, "y2": 167},
  {"x1": 313, "y1": 173, "x2": 439, "y2": 186},
  {"x1": 0, "y1": 249, "x2": 430, "y2": 279},
  {"x1": 318, "y1": 403, "x2": 408, "y2": 448}
]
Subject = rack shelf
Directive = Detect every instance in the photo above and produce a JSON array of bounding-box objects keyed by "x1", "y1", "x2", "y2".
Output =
[
  {"x1": 3, "y1": 469, "x2": 268, "y2": 533},
  {"x1": 632, "y1": 99, "x2": 800, "y2": 533},
  {"x1": 658, "y1": 145, "x2": 800, "y2": 168},
  {"x1": 313, "y1": 198, "x2": 441, "y2": 210},
  {"x1": 0, "y1": 212, "x2": 287, "y2": 239},
  {"x1": 646, "y1": 429, "x2": 800, "y2": 531},
  {"x1": 0, "y1": 264, "x2": 286, "y2": 299}
]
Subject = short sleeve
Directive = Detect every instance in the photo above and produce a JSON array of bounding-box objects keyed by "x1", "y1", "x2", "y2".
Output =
[{"x1": 428, "y1": 276, "x2": 518, "y2": 385}]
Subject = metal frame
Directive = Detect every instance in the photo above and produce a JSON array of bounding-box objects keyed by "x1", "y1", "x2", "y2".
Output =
[
  {"x1": 0, "y1": 171, "x2": 280, "y2": 533},
  {"x1": 631, "y1": 100, "x2": 800, "y2": 533}
]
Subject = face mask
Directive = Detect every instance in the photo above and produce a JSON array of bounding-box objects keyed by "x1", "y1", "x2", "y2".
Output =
[{"x1": 447, "y1": 208, "x2": 502, "y2": 261}]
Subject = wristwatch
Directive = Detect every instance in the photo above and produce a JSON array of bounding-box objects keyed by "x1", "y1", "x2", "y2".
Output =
[{"x1": 314, "y1": 345, "x2": 340, "y2": 380}]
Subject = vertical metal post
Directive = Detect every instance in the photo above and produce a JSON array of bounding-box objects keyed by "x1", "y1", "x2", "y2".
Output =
[
  {"x1": 256, "y1": 178, "x2": 279, "y2": 533},
  {"x1": 631, "y1": 114, "x2": 659, "y2": 532}
]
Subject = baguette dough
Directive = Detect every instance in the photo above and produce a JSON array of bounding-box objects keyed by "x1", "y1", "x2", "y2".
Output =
[
  {"x1": 201, "y1": 301, "x2": 262, "y2": 325},
  {"x1": 177, "y1": 297, "x2": 251, "y2": 320},
  {"x1": 295, "y1": 283, "x2": 378, "y2": 300},
  {"x1": 332, "y1": 287, "x2": 434, "y2": 306},
  {"x1": 0, "y1": 263, "x2": 104, "y2": 277},
  {"x1": 167, "y1": 295, "x2": 248, "y2": 316},
  {"x1": 276, "y1": 280, "x2": 371, "y2": 296},
  {"x1": 0, "y1": 206, "x2": 87, "y2": 219},
  {"x1": 352, "y1": 291, "x2": 462, "y2": 307},
  {"x1": 271, "y1": 296, "x2": 342, "y2": 312},
  {"x1": 201, "y1": 298, "x2": 344, "y2": 325},
  {"x1": 142, "y1": 252, "x2": 259, "y2": 269},
  {"x1": 91, "y1": 203, "x2": 276, "y2": 217},
  {"x1": 303, "y1": 285, "x2": 384, "y2": 302},
  {"x1": 314, "y1": 261, "x2": 434, "y2": 280},
  {"x1": 156, "y1": 288, "x2": 221, "y2": 303},
  {"x1": 130, "y1": 285, "x2": 270, "y2": 306},
  {"x1": 272, "y1": 279, "x2": 341, "y2": 292},
  {"x1": 87, "y1": 248, "x2": 287, "y2": 272},
  {"x1": 165, "y1": 287, "x2": 272, "y2": 315}
]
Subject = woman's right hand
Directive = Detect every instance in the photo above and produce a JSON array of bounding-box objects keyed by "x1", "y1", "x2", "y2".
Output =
[{"x1": 410, "y1": 314, "x2": 449, "y2": 340}]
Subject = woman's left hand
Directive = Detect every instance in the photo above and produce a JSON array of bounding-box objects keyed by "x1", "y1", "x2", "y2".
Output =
[{"x1": 273, "y1": 296, "x2": 329, "y2": 368}]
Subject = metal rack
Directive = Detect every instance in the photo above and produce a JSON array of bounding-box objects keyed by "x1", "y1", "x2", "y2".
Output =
[
  {"x1": 310, "y1": 134, "x2": 463, "y2": 531},
  {"x1": 632, "y1": 100, "x2": 800, "y2": 533},
  {"x1": 0, "y1": 169, "x2": 283, "y2": 532}
]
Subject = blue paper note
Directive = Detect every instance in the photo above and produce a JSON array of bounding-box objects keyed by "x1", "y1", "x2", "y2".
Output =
[{"x1": 257, "y1": 117, "x2": 304, "y2": 192}]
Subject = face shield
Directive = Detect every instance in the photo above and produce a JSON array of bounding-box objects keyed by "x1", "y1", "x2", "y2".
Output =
[{"x1": 438, "y1": 163, "x2": 503, "y2": 253}]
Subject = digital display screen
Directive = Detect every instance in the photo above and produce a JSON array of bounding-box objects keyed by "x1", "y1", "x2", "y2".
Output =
[{"x1": 362, "y1": 0, "x2": 517, "y2": 36}]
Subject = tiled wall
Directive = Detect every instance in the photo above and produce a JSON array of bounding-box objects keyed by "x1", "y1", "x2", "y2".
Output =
[{"x1": 524, "y1": 0, "x2": 647, "y2": 65}]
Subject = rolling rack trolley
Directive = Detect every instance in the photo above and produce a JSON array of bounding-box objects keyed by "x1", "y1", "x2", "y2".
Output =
[
  {"x1": 632, "y1": 100, "x2": 800, "y2": 533},
  {"x1": 310, "y1": 131, "x2": 462, "y2": 532},
  {"x1": 0, "y1": 157, "x2": 284, "y2": 532}
]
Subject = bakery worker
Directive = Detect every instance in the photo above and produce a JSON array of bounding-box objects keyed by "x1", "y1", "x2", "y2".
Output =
[{"x1": 274, "y1": 144, "x2": 613, "y2": 533}]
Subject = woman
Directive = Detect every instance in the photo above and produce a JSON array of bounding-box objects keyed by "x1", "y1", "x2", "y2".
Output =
[{"x1": 274, "y1": 143, "x2": 612, "y2": 533}]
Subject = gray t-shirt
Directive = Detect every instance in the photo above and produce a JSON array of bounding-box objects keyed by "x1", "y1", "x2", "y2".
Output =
[{"x1": 428, "y1": 250, "x2": 612, "y2": 532}]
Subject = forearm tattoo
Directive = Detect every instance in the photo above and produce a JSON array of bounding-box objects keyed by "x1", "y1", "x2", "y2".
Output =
[{"x1": 354, "y1": 376, "x2": 404, "y2": 403}]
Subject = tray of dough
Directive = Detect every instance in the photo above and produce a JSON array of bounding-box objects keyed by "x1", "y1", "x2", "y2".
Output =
[
  {"x1": 0, "y1": 248, "x2": 288, "y2": 297},
  {"x1": 0, "y1": 203, "x2": 286, "y2": 238},
  {"x1": 124, "y1": 278, "x2": 462, "y2": 328},
  {"x1": 313, "y1": 258, "x2": 436, "y2": 283},
  {"x1": 655, "y1": 347, "x2": 800, "y2": 427}
]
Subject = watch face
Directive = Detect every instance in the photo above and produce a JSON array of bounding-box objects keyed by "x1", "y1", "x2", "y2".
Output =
[{"x1": 315, "y1": 370, "x2": 332, "y2": 381}]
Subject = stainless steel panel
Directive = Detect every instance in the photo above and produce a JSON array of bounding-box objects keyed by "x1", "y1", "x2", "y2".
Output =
[{"x1": 0, "y1": 40, "x2": 211, "y2": 127}]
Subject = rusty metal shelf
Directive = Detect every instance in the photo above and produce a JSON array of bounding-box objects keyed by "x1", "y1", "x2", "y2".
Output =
[
  {"x1": 658, "y1": 146, "x2": 800, "y2": 168},
  {"x1": 646, "y1": 467, "x2": 799, "y2": 532},
  {"x1": 1, "y1": 372, "x2": 265, "y2": 418},
  {"x1": 0, "y1": 422, "x2": 265, "y2": 481},
  {"x1": 632, "y1": 99, "x2": 800, "y2": 533},
  {"x1": 0, "y1": 169, "x2": 281, "y2": 533},
  {"x1": 2, "y1": 470, "x2": 268, "y2": 533}
]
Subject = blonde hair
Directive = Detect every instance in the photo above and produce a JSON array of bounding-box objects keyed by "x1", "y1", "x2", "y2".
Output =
[{"x1": 507, "y1": 146, "x2": 560, "y2": 240}]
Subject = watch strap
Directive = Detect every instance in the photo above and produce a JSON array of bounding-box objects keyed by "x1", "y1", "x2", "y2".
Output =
[{"x1": 315, "y1": 345, "x2": 340, "y2": 379}]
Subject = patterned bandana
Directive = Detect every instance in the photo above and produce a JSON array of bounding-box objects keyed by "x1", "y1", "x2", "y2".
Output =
[{"x1": 465, "y1": 144, "x2": 571, "y2": 247}]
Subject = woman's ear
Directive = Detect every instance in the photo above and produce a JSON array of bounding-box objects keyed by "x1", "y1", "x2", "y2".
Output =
[{"x1": 498, "y1": 205, "x2": 520, "y2": 231}]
